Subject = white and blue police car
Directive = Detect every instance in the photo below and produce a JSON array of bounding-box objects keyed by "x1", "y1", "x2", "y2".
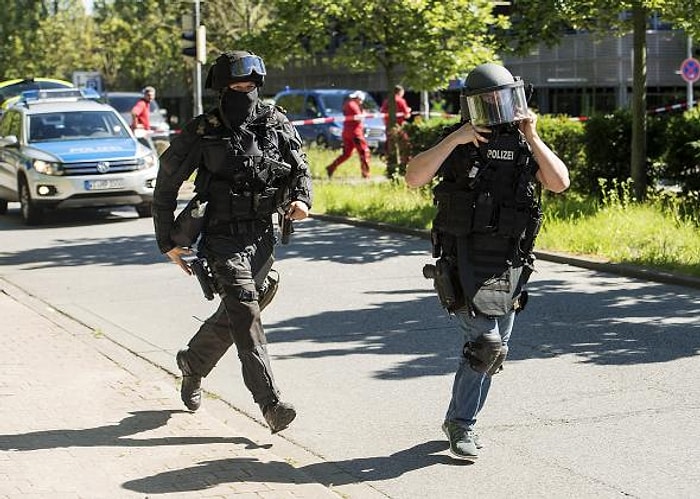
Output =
[{"x1": 0, "y1": 88, "x2": 159, "y2": 224}]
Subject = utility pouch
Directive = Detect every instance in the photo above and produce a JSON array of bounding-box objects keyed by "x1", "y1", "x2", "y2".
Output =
[
  {"x1": 171, "y1": 196, "x2": 208, "y2": 247},
  {"x1": 423, "y1": 257, "x2": 464, "y2": 313},
  {"x1": 471, "y1": 265, "x2": 523, "y2": 316},
  {"x1": 432, "y1": 190, "x2": 475, "y2": 237},
  {"x1": 472, "y1": 192, "x2": 495, "y2": 233}
]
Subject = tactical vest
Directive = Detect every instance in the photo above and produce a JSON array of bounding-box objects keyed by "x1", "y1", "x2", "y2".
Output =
[
  {"x1": 197, "y1": 106, "x2": 294, "y2": 222},
  {"x1": 431, "y1": 126, "x2": 543, "y2": 316}
]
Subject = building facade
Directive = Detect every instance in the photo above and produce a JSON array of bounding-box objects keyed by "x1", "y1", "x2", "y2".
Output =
[{"x1": 501, "y1": 30, "x2": 694, "y2": 116}]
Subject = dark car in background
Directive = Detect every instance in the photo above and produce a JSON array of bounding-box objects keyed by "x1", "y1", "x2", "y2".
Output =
[{"x1": 273, "y1": 88, "x2": 386, "y2": 152}]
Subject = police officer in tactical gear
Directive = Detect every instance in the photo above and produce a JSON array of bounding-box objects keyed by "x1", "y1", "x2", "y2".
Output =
[
  {"x1": 406, "y1": 62, "x2": 569, "y2": 461},
  {"x1": 153, "y1": 51, "x2": 312, "y2": 434}
]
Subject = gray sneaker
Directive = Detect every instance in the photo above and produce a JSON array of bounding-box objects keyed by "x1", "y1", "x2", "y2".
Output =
[
  {"x1": 176, "y1": 349, "x2": 202, "y2": 412},
  {"x1": 442, "y1": 421, "x2": 479, "y2": 461}
]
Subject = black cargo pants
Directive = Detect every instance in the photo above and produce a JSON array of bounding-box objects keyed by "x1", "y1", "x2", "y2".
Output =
[{"x1": 182, "y1": 219, "x2": 281, "y2": 408}]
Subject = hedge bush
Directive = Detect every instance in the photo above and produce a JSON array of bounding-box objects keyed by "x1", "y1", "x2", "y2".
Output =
[{"x1": 662, "y1": 106, "x2": 700, "y2": 193}]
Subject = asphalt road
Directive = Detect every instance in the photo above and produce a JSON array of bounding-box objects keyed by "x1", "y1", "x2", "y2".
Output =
[{"x1": 1, "y1": 203, "x2": 699, "y2": 498}]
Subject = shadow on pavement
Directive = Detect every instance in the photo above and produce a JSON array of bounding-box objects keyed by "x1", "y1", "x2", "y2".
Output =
[
  {"x1": 267, "y1": 222, "x2": 700, "y2": 371},
  {"x1": 2, "y1": 216, "x2": 698, "y2": 371},
  {"x1": 122, "y1": 439, "x2": 464, "y2": 494},
  {"x1": 0, "y1": 410, "x2": 264, "y2": 451},
  {"x1": 0, "y1": 205, "x2": 141, "y2": 229},
  {"x1": 280, "y1": 218, "x2": 428, "y2": 264},
  {"x1": 0, "y1": 233, "x2": 162, "y2": 268}
]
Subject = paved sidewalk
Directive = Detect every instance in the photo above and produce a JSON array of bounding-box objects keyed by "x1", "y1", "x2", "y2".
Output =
[{"x1": 0, "y1": 282, "x2": 349, "y2": 498}]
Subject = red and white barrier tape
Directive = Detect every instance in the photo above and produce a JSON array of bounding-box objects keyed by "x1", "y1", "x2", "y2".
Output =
[
  {"x1": 288, "y1": 101, "x2": 690, "y2": 126},
  {"x1": 649, "y1": 102, "x2": 688, "y2": 114},
  {"x1": 289, "y1": 111, "x2": 412, "y2": 126}
]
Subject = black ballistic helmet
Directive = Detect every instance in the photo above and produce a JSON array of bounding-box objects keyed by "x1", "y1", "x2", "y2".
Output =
[
  {"x1": 459, "y1": 63, "x2": 528, "y2": 126},
  {"x1": 205, "y1": 51, "x2": 266, "y2": 90}
]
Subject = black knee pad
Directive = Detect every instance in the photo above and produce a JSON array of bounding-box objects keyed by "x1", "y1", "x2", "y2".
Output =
[{"x1": 463, "y1": 330, "x2": 502, "y2": 373}]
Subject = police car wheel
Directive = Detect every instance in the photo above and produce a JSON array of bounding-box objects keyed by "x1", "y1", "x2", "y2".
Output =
[{"x1": 18, "y1": 177, "x2": 43, "y2": 225}]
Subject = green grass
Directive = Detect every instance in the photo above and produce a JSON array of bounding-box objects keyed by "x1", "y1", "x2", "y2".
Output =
[
  {"x1": 305, "y1": 147, "x2": 700, "y2": 278},
  {"x1": 539, "y1": 195, "x2": 700, "y2": 277}
]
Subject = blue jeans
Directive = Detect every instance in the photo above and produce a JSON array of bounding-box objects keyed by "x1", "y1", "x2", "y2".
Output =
[{"x1": 445, "y1": 309, "x2": 516, "y2": 429}]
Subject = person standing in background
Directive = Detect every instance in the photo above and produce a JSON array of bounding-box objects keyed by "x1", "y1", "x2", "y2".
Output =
[
  {"x1": 131, "y1": 86, "x2": 155, "y2": 131},
  {"x1": 381, "y1": 84, "x2": 411, "y2": 127},
  {"x1": 381, "y1": 84, "x2": 412, "y2": 164}
]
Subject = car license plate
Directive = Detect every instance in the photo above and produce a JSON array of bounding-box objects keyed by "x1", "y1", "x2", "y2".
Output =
[
  {"x1": 85, "y1": 178, "x2": 125, "y2": 190},
  {"x1": 367, "y1": 140, "x2": 379, "y2": 148}
]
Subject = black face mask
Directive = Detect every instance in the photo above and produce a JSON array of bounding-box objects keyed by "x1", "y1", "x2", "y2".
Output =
[{"x1": 220, "y1": 88, "x2": 258, "y2": 127}]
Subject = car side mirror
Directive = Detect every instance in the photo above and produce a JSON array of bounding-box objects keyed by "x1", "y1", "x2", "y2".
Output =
[{"x1": 0, "y1": 135, "x2": 19, "y2": 148}]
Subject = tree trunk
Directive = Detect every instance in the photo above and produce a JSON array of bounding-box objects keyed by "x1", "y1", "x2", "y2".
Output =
[
  {"x1": 384, "y1": 67, "x2": 399, "y2": 177},
  {"x1": 630, "y1": 2, "x2": 648, "y2": 200}
]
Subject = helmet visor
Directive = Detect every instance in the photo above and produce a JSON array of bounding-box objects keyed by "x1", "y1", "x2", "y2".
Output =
[
  {"x1": 229, "y1": 55, "x2": 267, "y2": 78},
  {"x1": 465, "y1": 83, "x2": 528, "y2": 126}
]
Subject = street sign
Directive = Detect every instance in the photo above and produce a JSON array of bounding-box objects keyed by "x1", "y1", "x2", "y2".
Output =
[
  {"x1": 680, "y1": 57, "x2": 700, "y2": 83},
  {"x1": 72, "y1": 71, "x2": 103, "y2": 93}
]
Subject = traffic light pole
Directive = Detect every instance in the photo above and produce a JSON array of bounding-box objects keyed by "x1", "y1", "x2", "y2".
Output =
[{"x1": 193, "y1": 0, "x2": 203, "y2": 117}]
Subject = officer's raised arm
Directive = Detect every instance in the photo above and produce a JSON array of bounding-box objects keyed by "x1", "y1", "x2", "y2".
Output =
[
  {"x1": 405, "y1": 123, "x2": 491, "y2": 187},
  {"x1": 518, "y1": 111, "x2": 570, "y2": 193}
]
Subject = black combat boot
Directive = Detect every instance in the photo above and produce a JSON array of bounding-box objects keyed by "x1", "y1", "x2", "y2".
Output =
[
  {"x1": 262, "y1": 400, "x2": 296, "y2": 434},
  {"x1": 176, "y1": 349, "x2": 202, "y2": 411}
]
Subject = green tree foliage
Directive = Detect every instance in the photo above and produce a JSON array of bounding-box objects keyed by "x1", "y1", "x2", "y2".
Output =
[
  {"x1": 251, "y1": 0, "x2": 507, "y2": 91},
  {"x1": 92, "y1": 0, "x2": 186, "y2": 92},
  {"x1": 203, "y1": 0, "x2": 272, "y2": 56},
  {"x1": 0, "y1": 0, "x2": 97, "y2": 81},
  {"x1": 0, "y1": 0, "x2": 190, "y2": 94}
]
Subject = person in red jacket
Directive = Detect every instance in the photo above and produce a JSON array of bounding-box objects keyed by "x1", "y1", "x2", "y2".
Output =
[
  {"x1": 131, "y1": 86, "x2": 155, "y2": 131},
  {"x1": 381, "y1": 84, "x2": 412, "y2": 164},
  {"x1": 381, "y1": 84, "x2": 412, "y2": 127},
  {"x1": 326, "y1": 90, "x2": 371, "y2": 179}
]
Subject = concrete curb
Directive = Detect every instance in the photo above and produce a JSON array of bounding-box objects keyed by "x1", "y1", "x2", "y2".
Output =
[{"x1": 310, "y1": 212, "x2": 700, "y2": 290}]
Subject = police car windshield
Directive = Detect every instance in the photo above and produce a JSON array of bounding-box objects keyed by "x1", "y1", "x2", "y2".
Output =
[{"x1": 28, "y1": 111, "x2": 130, "y2": 142}]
